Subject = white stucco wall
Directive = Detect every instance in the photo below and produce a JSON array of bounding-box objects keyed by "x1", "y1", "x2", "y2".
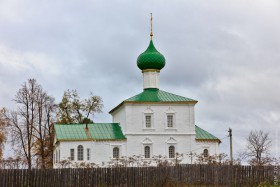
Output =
[
  {"x1": 195, "y1": 141, "x2": 220, "y2": 156},
  {"x1": 125, "y1": 134, "x2": 197, "y2": 164},
  {"x1": 112, "y1": 105, "x2": 126, "y2": 132},
  {"x1": 54, "y1": 100, "x2": 220, "y2": 167},
  {"x1": 110, "y1": 103, "x2": 217, "y2": 163},
  {"x1": 53, "y1": 140, "x2": 127, "y2": 168},
  {"x1": 112, "y1": 103, "x2": 196, "y2": 134}
]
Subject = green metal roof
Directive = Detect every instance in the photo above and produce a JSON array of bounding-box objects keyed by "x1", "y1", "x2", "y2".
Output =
[
  {"x1": 137, "y1": 40, "x2": 166, "y2": 70},
  {"x1": 54, "y1": 123, "x2": 126, "y2": 141},
  {"x1": 126, "y1": 88, "x2": 197, "y2": 102},
  {"x1": 195, "y1": 125, "x2": 221, "y2": 143},
  {"x1": 109, "y1": 88, "x2": 197, "y2": 113}
]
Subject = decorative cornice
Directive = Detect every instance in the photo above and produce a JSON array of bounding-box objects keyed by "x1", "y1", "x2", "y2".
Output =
[
  {"x1": 124, "y1": 101, "x2": 198, "y2": 105},
  {"x1": 142, "y1": 69, "x2": 160, "y2": 73},
  {"x1": 57, "y1": 138, "x2": 127, "y2": 142},
  {"x1": 125, "y1": 132, "x2": 196, "y2": 135},
  {"x1": 196, "y1": 139, "x2": 221, "y2": 143}
]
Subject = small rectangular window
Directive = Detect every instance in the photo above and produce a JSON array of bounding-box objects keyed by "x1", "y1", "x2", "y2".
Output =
[
  {"x1": 145, "y1": 115, "x2": 151, "y2": 128},
  {"x1": 56, "y1": 150, "x2": 58, "y2": 163},
  {"x1": 87, "y1": 148, "x2": 90, "y2": 160},
  {"x1": 70, "y1": 149, "x2": 75, "y2": 161},
  {"x1": 167, "y1": 115, "x2": 173, "y2": 128}
]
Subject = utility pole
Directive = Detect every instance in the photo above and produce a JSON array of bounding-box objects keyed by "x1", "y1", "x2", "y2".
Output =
[{"x1": 228, "y1": 128, "x2": 233, "y2": 165}]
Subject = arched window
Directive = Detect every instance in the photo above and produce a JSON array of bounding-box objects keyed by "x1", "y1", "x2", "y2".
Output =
[
  {"x1": 113, "y1": 147, "x2": 119, "y2": 159},
  {"x1": 144, "y1": 146, "x2": 150, "y2": 158},
  {"x1": 77, "y1": 145, "x2": 84, "y2": 161},
  {"x1": 169, "y1": 146, "x2": 175, "y2": 158},
  {"x1": 203, "y1": 149, "x2": 209, "y2": 157}
]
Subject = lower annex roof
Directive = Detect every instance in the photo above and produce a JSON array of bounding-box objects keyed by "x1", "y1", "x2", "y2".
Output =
[
  {"x1": 195, "y1": 125, "x2": 221, "y2": 143},
  {"x1": 54, "y1": 123, "x2": 126, "y2": 141}
]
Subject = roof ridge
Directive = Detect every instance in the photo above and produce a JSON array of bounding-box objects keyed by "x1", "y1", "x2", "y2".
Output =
[{"x1": 125, "y1": 89, "x2": 197, "y2": 102}]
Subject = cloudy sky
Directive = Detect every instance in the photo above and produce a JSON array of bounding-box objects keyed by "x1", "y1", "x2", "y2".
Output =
[{"x1": 1, "y1": 0, "x2": 279, "y2": 160}]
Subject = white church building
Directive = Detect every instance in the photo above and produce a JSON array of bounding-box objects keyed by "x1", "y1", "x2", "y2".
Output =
[{"x1": 53, "y1": 26, "x2": 221, "y2": 168}]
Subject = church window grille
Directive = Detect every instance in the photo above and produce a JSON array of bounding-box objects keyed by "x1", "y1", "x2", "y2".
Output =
[
  {"x1": 167, "y1": 115, "x2": 173, "y2": 127},
  {"x1": 113, "y1": 147, "x2": 119, "y2": 158},
  {"x1": 203, "y1": 149, "x2": 209, "y2": 157},
  {"x1": 169, "y1": 146, "x2": 175, "y2": 158},
  {"x1": 144, "y1": 146, "x2": 150, "y2": 158},
  {"x1": 70, "y1": 149, "x2": 74, "y2": 160},
  {"x1": 87, "y1": 148, "x2": 90, "y2": 160},
  {"x1": 56, "y1": 150, "x2": 58, "y2": 163},
  {"x1": 145, "y1": 115, "x2": 151, "y2": 128},
  {"x1": 77, "y1": 145, "x2": 84, "y2": 161}
]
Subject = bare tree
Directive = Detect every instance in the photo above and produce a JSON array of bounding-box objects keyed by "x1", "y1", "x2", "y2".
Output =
[
  {"x1": 0, "y1": 108, "x2": 7, "y2": 160},
  {"x1": 244, "y1": 130, "x2": 272, "y2": 166},
  {"x1": 7, "y1": 79, "x2": 38, "y2": 169},
  {"x1": 6, "y1": 79, "x2": 56, "y2": 169},
  {"x1": 32, "y1": 89, "x2": 56, "y2": 168}
]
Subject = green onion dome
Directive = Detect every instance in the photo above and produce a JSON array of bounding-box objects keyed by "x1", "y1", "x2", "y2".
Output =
[{"x1": 137, "y1": 40, "x2": 166, "y2": 70}]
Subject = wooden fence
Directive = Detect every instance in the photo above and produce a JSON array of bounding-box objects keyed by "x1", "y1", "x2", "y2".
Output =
[{"x1": 0, "y1": 165, "x2": 279, "y2": 187}]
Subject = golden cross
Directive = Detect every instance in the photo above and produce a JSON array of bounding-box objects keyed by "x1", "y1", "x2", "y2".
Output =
[{"x1": 150, "y1": 13, "x2": 153, "y2": 40}]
